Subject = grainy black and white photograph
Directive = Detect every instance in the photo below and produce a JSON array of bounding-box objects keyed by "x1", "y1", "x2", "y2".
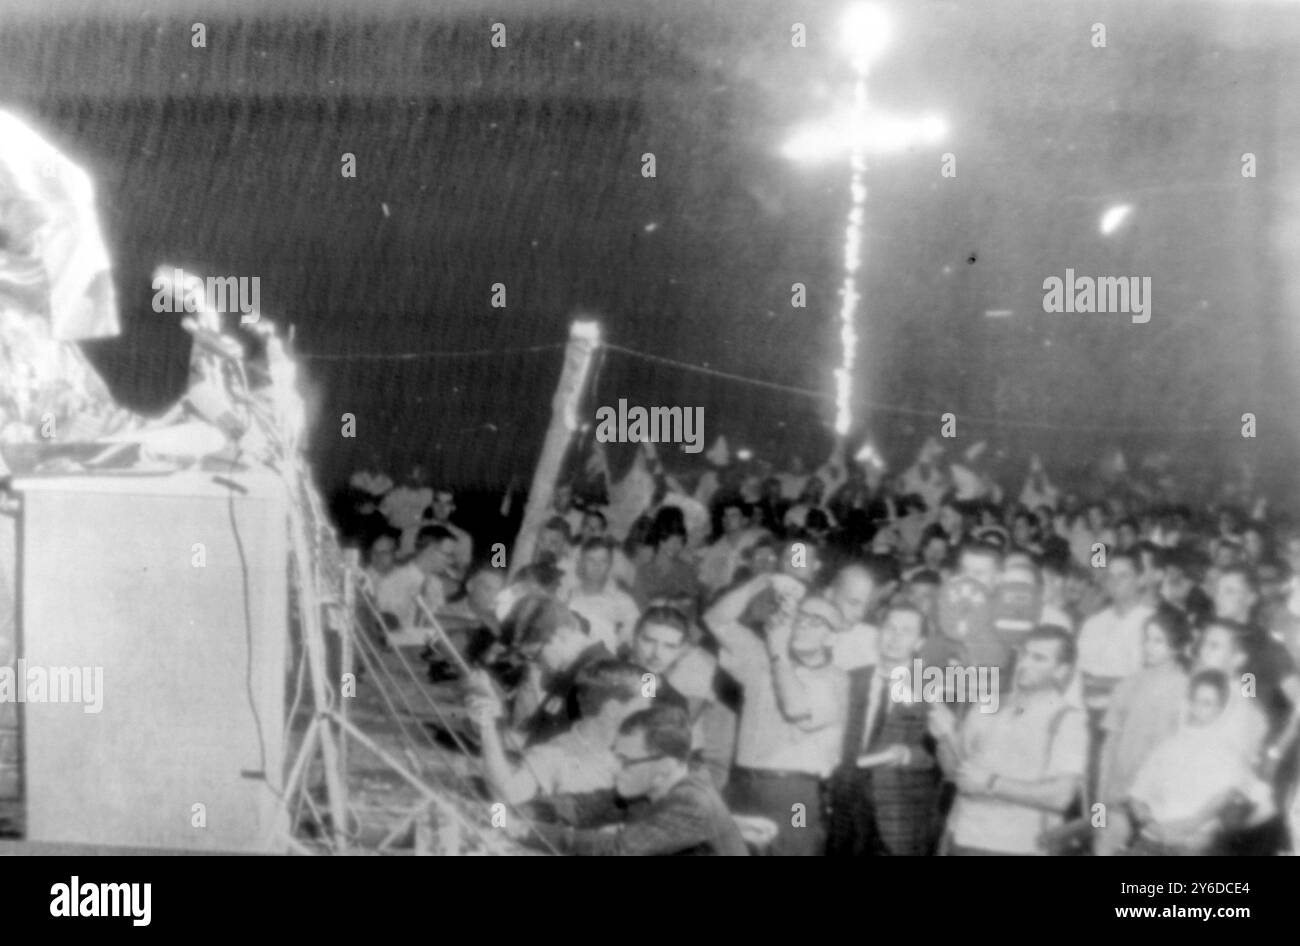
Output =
[{"x1": 1, "y1": 0, "x2": 1299, "y2": 893}]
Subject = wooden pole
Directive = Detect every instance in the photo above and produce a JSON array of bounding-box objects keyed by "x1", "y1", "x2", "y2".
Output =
[{"x1": 508, "y1": 320, "x2": 601, "y2": 579}]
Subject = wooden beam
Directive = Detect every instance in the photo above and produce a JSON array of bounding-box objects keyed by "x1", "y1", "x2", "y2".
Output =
[{"x1": 509, "y1": 320, "x2": 600, "y2": 579}]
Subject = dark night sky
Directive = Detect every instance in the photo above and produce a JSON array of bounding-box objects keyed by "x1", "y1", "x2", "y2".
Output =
[{"x1": 2, "y1": 0, "x2": 1298, "y2": 497}]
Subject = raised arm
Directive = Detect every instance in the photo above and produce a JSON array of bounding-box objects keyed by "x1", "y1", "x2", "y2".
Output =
[
  {"x1": 766, "y1": 622, "x2": 813, "y2": 724},
  {"x1": 466, "y1": 670, "x2": 542, "y2": 805},
  {"x1": 702, "y1": 574, "x2": 774, "y2": 648}
]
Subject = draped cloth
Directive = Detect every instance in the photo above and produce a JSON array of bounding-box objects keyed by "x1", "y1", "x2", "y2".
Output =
[{"x1": 0, "y1": 109, "x2": 127, "y2": 449}]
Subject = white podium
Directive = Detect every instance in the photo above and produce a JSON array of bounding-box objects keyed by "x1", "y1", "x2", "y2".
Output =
[{"x1": 13, "y1": 471, "x2": 288, "y2": 852}]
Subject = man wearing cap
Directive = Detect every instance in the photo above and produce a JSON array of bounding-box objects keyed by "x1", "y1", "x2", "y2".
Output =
[{"x1": 704, "y1": 573, "x2": 849, "y2": 855}]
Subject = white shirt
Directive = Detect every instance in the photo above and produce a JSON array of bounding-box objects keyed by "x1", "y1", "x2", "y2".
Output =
[
  {"x1": 610, "y1": 547, "x2": 637, "y2": 591},
  {"x1": 1076, "y1": 603, "x2": 1154, "y2": 706},
  {"x1": 520, "y1": 725, "x2": 620, "y2": 799},
  {"x1": 1129, "y1": 723, "x2": 1272, "y2": 825},
  {"x1": 1040, "y1": 603, "x2": 1073, "y2": 631},
  {"x1": 776, "y1": 472, "x2": 809, "y2": 502},
  {"x1": 667, "y1": 646, "x2": 720, "y2": 701},
  {"x1": 783, "y1": 503, "x2": 837, "y2": 533},
  {"x1": 714, "y1": 620, "x2": 847, "y2": 777},
  {"x1": 1216, "y1": 689, "x2": 1269, "y2": 766},
  {"x1": 901, "y1": 464, "x2": 949, "y2": 511},
  {"x1": 564, "y1": 584, "x2": 641, "y2": 653},
  {"x1": 697, "y1": 530, "x2": 762, "y2": 592},
  {"x1": 553, "y1": 548, "x2": 580, "y2": 596},
  {"x1": 949, "y1": 692, "x2": 1087, "y2": 853},
  {"x1": 397, "y1": 519, "x2": 473, "y2": 567},
  {"x1": 832, "y1": 622, "x2": 880, "y2": 671},
  {"x1": 379, "y1": 486, "x2": 432, "y2": 532},
  {"x1": 372, "y1": 562, "x2": 427, "y2": 628}
]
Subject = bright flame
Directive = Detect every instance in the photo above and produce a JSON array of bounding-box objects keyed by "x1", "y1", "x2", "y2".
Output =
[
  {"x1": 841, "y1": 3, "x2": 893, "y2": 72},
  {"x1": 854, "y1": 440, "x2": 886, "y2": 470},
  {"x1": 1100, "y1": 203, "x2": 1133, "y2": 236},
  {"x1": 833, "y1": 72, "x2": 870, "y2": 438},
  {"x1": 781, "y1": 111, "x2": 947, "y2": 164}
]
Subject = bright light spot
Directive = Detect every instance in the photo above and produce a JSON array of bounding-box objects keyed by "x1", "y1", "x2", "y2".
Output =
[
  {"x1": 571, "y1": 320, "x2": 602, "y2": 344},
  {"x1": 841, "y1": 4, "x2": 893, "y2": 71},
  {"x1": 781, "y1": 111, "x2": 947, "y2": 164},
  {"x1": 643, "y1": 222, "x2": 659, "y2": 233},
  {"x1": 1100, "y1": 203, "x2": 1133, "y2": 236},
  {"x1": 917, "y1": 114, "x2": 948, "y2": 141},
  {"x1": 855, "y1": 440, "x2": 885, "y2": 469},
  {"x1": 781, "y1": 123, "x2": 843, "y2": 163},
  {"x1": 834, "y1": 368, "x2": 853, "y2": 436},
  {"x1": 736, "y1": 448, "x2": 754, "y2": 462}
]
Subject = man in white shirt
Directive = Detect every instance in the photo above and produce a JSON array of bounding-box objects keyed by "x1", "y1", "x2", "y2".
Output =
[
  {"x1": 776, "y1": 455, "x2": 810, "y2": 502},
  {"x1": 381, "y1": 479, "x2": 433, "y2": 551},
  {"x1": 1076, "y1": 551, "x2": 1154, "y2": 801},
  {"x1": 369, "y1": 556, "x2": 426, "y2": 629},
  {"x1": 397, "y1": 488, "x2": 473, "y2": 574},
  {"x1": 368, "y1": 527, "x2": 458, "y2": 635},
  {"x1": 467, "y1": 659, "x2": 651, "y2": 804},
  {"x1": 564, "y1": 539, "x2": 642, "y2": 653},
  {"x1": 900, "y1": 439, "x2": 950, "y2": 512},
  {"x1": 627, "y1": 607, "x2": 736, "y2": 791},
  {"x1": 704, "y1": 573, "x2": 848, "y2": 855},
  {"x1": 932, "y1": 625, "x2": 1086, "y2": 855},
  {"x1": 362, "y1": 530, "x2": 400, "y2": 593},
  {"x1": 825, "y1": 563, "x2": 882, "y2": 671},
  {"x1": 428, "y1": 489, "x2": 473, "y2": 573},
  {"x1": 957, "y1": 541, "x2": 1003, "y2": 594},
  {"x1": 697, "y1": 500, "x2": 763, "y2": 594},
  {"x1": 1076, "y1": 552, "x2": 1154, "y2": 714},
  {"x1": 579, "y1": 509, "x2": 637, "y2": 591}
]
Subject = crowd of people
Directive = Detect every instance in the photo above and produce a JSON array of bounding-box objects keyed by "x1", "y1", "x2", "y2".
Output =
[{"x1": 344, "y1": 437, "x2": 1300, "y2": 856}]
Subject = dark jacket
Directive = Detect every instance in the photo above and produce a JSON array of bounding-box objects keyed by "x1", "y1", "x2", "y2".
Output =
[
  {"x1": 827, "y1": 664, "x2": 942, "y2": 856},
  {"x1": 531, "y1": 774, "x2": 749, "y2": 856}
]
